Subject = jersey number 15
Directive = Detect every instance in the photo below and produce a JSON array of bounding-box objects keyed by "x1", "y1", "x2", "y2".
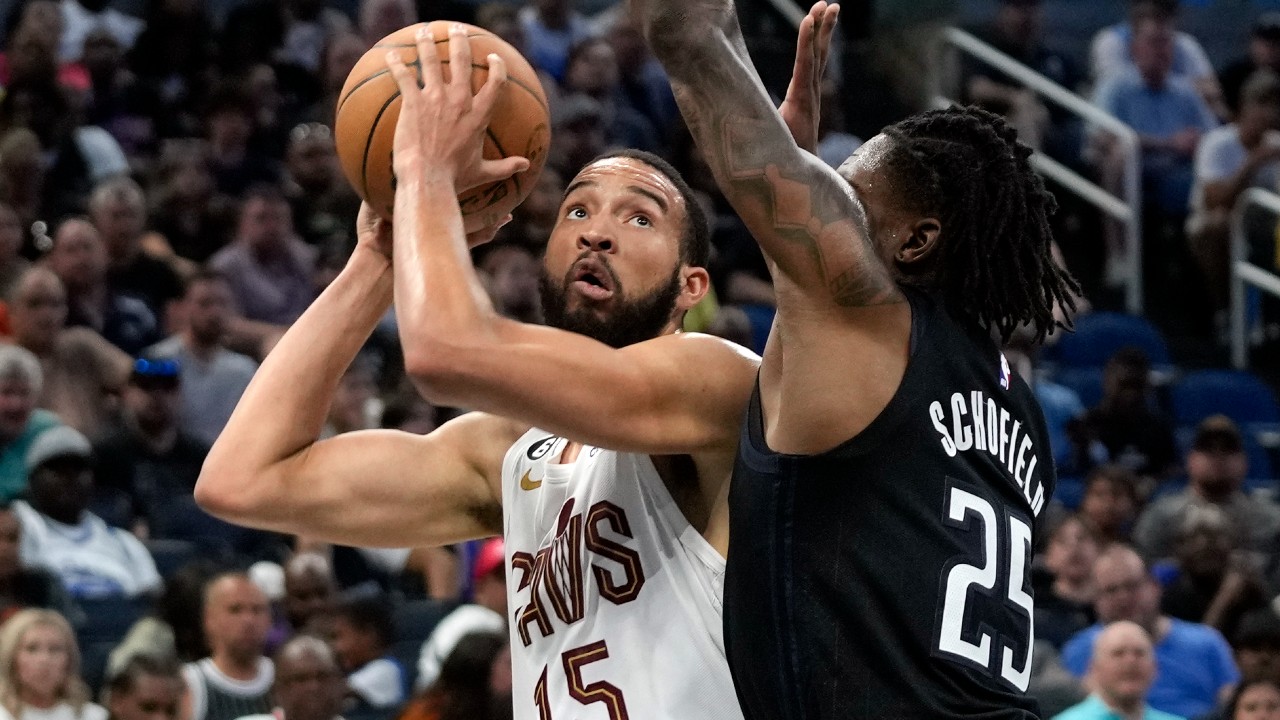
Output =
[{"x1": 933, "y1": 483, "x2": 1034, "y2": 692}]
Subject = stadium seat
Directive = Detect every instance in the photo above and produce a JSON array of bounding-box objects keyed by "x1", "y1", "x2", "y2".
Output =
[
  {"x1": 1052, "y1": 476, "x2": 1085, "y2": 510},
  {"x1": 1050, "y1": 367, "x2": 1104, "y2": 409},
  {"x1": 1042, "y1": 312, "x2": 1171, "y2": 368},
  {"x1": 75, "y1": 597, "x2": 149, "y2": 643},
  {"x1": 146, "y1": 539, "x2": 199, "y2": 578},
  {"x1": 1169, "y1": 370, "x2": 1280, "y2": 428},
  {"x1": 391, "y1": 599, "x2": 458, "y2": 691},
  {"x1": 741, "y1": 304, "x2": 774, "y2": 355}
]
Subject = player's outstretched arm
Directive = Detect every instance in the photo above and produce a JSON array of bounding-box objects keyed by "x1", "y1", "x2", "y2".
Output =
[
  {"x1": 195, "y1": 204, "x2": 516, "y2": 548},
  {"x1": 638, "y1": 1, "x2": 900, "y2": 312},
  {"x1": 385, "y1": 27, "x2": 759, "y2": 456}
]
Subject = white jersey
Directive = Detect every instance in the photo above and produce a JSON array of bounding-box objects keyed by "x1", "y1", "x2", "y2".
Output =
[{"x1": 501, "y1": 430, "x2": 744, "y2": 720}]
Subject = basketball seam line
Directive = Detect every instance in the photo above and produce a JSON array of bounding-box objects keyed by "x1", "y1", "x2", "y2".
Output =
[{"x1": 337, "y1": 59, "x2": 549, "y2": 118}]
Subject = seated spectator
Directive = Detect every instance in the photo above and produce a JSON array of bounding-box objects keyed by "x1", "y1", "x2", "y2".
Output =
[
  {"x1": 603, "y1": 13, "x2": 677, "y2": 139},
  {"x1": 517, "y1": 0, "x2": 592, "y2": 82},
  {"x1": 1221, "y1": 14, "x2": 1280, "y2": 118},
  {"x1": 147, "y1": 141, "x2": 237, "y2": 266},
  {"x1": 281, "y1": 553, "x2": 337, "y2": 643},
  {"x1": 92, "y1": 358, "x2": 208, "y2": 537},
  {"x1": 13, "y1": 426, "x2": 161, "y2": 599},
  {"x1": 0, "y1": 503, "x2": 75, "y2": 624},
  {"x1": 562, "y1": 38, "x2": 659, "y2": 153},
  {"x1": 282, "y1": 123, "x2": 359, "y2": 250},
  {"x1": 0, "y1": 609, "x2": 105, "y2": 720},
  {"x1": 1092, "y1": 17, "x2": 1218, "y2": 217},
  {"x1": 81, "y1": 29, "x2": 161, "y2": 161},
  {"x1": 0, "y1": 202, "x2": 31, "y2": 300},
  {"x1": 1053, "y1": 621, "x2": 1181, "y2": 720},
  {"x1": 8, "y1": 267, "x2": 132, "y2": 440},
  {"x1": 204, "y1": 89, "x2": 281, "y2": 198},
  {"x1": 125, "y1": 0, "x2": 211, "y2": 141},
  {"x1": 322, "y1": 359, "x2": 376, "y2": 438},
  {"x1": 0, "y1": 2, "x2": 90, "y2": 92},
  {"x1": 89, "y1": 178, "x2": 184, "y2": 320},
  {"x1": 235, "y1": 636, "x2": 344, "y2": 720},
  {"x1": 58, "y1": 0, "x2": 144, "y2": 63},
  {"x1": 1037, "y1": 515, "x2": 1100, "y2": 650},
  {"x1": 183, "y1": 573, "x2": 274, "y2": 720},
  {"x1": 145, "y1": 270, "x2": 258, "y2": 447},
  {"x1": 1062, "y1": 544, "x2": 1239, "y2": 718},
  {"x1": 475, "y1": 242, "x2": 541, "y2": 324},
  {"x1": 331, "y1": 592, "x2": 404, "y2": 709},
  {"x1": 103, "y1": 655, "x2": 183, "y2": 720},
  {"x1": 507, "y1": 166, "x2": 563, "y2": 248},
  {"x1": 547, "y1": 95, "x2": 609, "y2": 178},
  {"x1": 1074, "y1": 348, "x2": 1178, "y2": 482},
  {"x1": 1232, "y1": 611, "x2": 1280, "y2": 687},
  {"x1": 46, "y1": 218, "x2": 159, "y2": 355},
  {"x1": 415, "y1": 538, "x2": 506, "y2": 692},
  {"x1": 400, "y1": 632, "x2": 508, "y2": 720},
  {"x1": 1091, "y1": 0, "x2": 1224, "y2": 116},
  {"x1": 1223, "y1": 679, "x2": 1280, "y2": 720},
  {"x1": 1159, "y1": 505, "x2": 1269, "y2": 639},
  {"x1": 359, "y1": 0, "x2": 418, "y2": 46},
  {"x1": 1134, "y1": 416, "x2": 1280, "y2": 567},
  {"x1": 210, "y1": 185, "x2": 316, "y2": 326},
  {"x1": 0, "y1": 345, "x2": 59, "y2": 500},
  {"x1": 0, "y1": 131, "x2": 46, "y2": 236}
]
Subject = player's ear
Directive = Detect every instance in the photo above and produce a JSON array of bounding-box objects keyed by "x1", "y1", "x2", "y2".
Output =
[
  {"x1": 676, "y1": 265, "x2": 711, "y2": 312},
  {"x1": 897, "y1": 217, "x2": 941, "y2": 266}
]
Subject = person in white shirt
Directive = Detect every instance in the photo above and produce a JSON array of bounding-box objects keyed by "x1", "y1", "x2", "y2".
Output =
[
  {"x1": 415, "y1": 539, "x2": 506, "y2": 692},
  {"x1": 12, "y1": 427, "x2": 160, "y2": 600},
  {"x1": 0, "y1": 609, "x2": 107, "y2": 720}
]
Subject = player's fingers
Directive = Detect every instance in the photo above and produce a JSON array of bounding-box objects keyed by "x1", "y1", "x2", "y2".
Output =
[
  {"x1": 385, "y1": 50, "x2": 420, "y2": 101},
  {"x1": 816, "y1": 4, "x2": 839, "y2": 74},
  {"x1": 790, "y1": 14, "x2": 815, "y2": 92},
  {"x1": 475, "y1": 156, "x2": 530, "y2": 185},
  {"x1": 448, "y1": 24, "x2": 473, "y2": 102},
  {"x1": 415, "y1": 26, "x2": 442, "y2": 93},
  {"x1": 473, "y1": 54, "x2": 508, "y2": 123}
]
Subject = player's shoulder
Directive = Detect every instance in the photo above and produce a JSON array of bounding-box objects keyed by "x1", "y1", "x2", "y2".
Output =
[
  {"x1": 640, "y1": 332, "x2": 761, "y2": 366},
  {"x1": 437, "y1": 412, "x2": 531, "y2": 447}
]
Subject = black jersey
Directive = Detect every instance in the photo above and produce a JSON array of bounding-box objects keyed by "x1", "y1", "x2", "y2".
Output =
[{"x1": 724, "y1": 288, "x2": 1053, "y2": 719}]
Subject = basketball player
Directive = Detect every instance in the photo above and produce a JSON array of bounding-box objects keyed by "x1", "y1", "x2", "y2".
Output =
[
  {"x1": 632, "y1": 0, "x2": 1082, "y2": 717},
  {"x1": 196, "y1": 19, "x2": 837, "y2": 720}
]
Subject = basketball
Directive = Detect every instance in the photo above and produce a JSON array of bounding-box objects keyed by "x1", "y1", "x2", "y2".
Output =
[{"x1": 334, "y1": 21, "x2": 551, "y2": 232}]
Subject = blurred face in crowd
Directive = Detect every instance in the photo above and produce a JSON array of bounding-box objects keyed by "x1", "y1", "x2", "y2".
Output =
[
  {"x1": 1236, "y1": 681, "x2": 1280, "y2": 720},
  {"x1": 1081, "y1": 472, "x2": 1137, "y2": 539},
  {"x1": 329, "y1": 365, "x2": 375, "y2": 433},
  {"x1": 239, "y1": 197, "x2": 294, "y2": 255},
  {"x1": 1093, "y1": 549, "x2": 1160, "y2": 628},
  {"x1": 1101, "y1": 360, "x2": 1148, "y2": 414},
  {"x1": 566, "y1": 40, "x2": 620, "y2": 95},
  {"x1": 10, "y1": 269, "x2": 68, "y2": 353},
  {"x1": 1241, "y1": 96, "x2": 1280, "y2": 136},
  {"x1": 0, "y1": 377, "x2": 36, "y2": 443},
  {"x1": 995, "y1": 0, "x2": 1042, "y2": 45},
  {"x1": 328, "y1": 616, "x2": 372, "y2": 671},
  {"x1": 204, "y1": 576, "x2": 271, "y2": 662},
  {"x1": 1089, "y1": 621, "x2": 1156, "y2": 712},
  {"x1": 287, "y1": 125, "x2": 338, "y2": 191},
  {"x1": 1240, "y1": 643, "x2": 1280, "y2": 690},
  {"x1": 1252, "y1": 36, "x2": 1280, "y2": 70},
  {"x1": 1131, "y1": 18, "x2": 1175, "y2": 88},
  {"x1": 208, "y1": 107, "x2": 254, "y2": 150},
  {"x1": 48, "y1": 220, "x2": 107, "y2": 292},
  {"x1": 1045, "y1": 516, "x2": 1099, "y2": 588},
  {"x1": 516, "y1": 167, "x2": 566, "y2": 234},
  {"x1": 108, "y1": 672, "x2": 183, "y2": 720},
  {"x1": 534, "y1": 0, "x2": 570, "y2": 23},
  {"x1": 91, "y1": 195, "x2": 147, "y2": 260},
  {"x1": 0, "y1": 203, "x2": 23, "y2": 263},
  {"x1": 14, "y1": 622, "x2": 70, "y2": 705},
  {"x1": 323, "y1": 34, "x2": 367, "y2": 92},
  {"x1": 359, "y1": 0, "x2": 415, "y2": 44},
  {"x1": 29, "y1": 457, "x2": 93, "y2": 525},
  {"x1": 480, "y1": 245, "x2": 541, "y2": 322},
  {"x1": 1176, "y1": 517, "x2": 1236, "y2": 580},
  {"x1": 82, "y1": 29, "x2": 123, "y2": 77},
  {"x1": 273, "y1": 643, "x2": 345, "y2": 720},
  {"x1": 0, "y1": 509, "x2": 21, "y2": 581},
  {"x1": 125, "y1": 374, "x2": 181, "y2": 435},
  {"x1": 1188, "y1": 444, "x2": 1247, "y2": 501},
  {"x1": 186, "y1": 278, "x2": 235, "y2": 348},
  {"x1": 606, "y1": 19, "x2": 648, "y2": 74},
  {"x1": 7, "y1": 27, "x2": 57, "y2": 85},
  {"x1": 283, "y1": 561, "x2": 336, "y2": 633}
]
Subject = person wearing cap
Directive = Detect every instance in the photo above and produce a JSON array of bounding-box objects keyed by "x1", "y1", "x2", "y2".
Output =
[
  {"x1": 0, "y1": 344, "x2": 61, "y2": 501},
  {"x1": 414, "y1": 538, "x2": 506, "y2": 692},
  {"x1": 1134, "y1": 415, "x2": 1280, "y2": 572},
  {"x1": 1221, "y1": 14, "x2": 1280, "y2": 119},
  {"x1": 10, "y1": 425, "x2": 161, "y2": 599},
  {"x1": 1187, "y1": 69, "x2": 1280, "y2": 315}
]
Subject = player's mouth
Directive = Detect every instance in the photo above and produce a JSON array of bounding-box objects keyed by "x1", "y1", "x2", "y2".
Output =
[{"x1": 570, "y1": 257, "x2": 616, "y2": 302}]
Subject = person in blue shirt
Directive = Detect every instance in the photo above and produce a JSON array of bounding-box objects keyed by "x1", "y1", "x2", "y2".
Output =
[
  {"x1": 1054, "y1": 620, "x2": 1185, "y2": 720},
  {"x1": 1062, "y1": 545, "x2": 1239, "y2": 718}
]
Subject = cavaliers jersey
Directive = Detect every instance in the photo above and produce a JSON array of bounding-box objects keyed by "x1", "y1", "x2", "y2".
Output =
[
  {"x1": 501, "y1": 430, "x2": 745, "y2": 720},
  {"x1": 725, "y1": 288, "x2": 1053, "y2": 719}
]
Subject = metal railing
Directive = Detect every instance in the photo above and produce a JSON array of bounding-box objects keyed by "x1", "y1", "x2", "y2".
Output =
[
  {"x1": 1230, "y1": 188, "x2": 1280, "y2": 369},
  {"x1": 931, "y1": 27, "x2": 1145, "y2": 314}
]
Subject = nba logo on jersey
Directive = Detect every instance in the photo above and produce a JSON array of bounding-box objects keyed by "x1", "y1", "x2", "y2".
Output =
[{"x1": 998, "y1": 353, "x2": 1011, "y2": 390}]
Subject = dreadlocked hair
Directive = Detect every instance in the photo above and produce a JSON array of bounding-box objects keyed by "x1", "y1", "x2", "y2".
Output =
[{"x1": 881, "y1": 106, "x2": 1081, "y2": 343}]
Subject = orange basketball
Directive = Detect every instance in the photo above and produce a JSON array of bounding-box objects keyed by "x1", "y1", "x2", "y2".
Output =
[{"x1": 334, "y1": 21, "x2": 551, "y2": 232}]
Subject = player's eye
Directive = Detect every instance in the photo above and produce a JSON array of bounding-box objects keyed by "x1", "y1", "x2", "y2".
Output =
[
  {"x1": 565, "y1": 206, "x2": 588, "y2": 220},
  {"x1": 629, "y1": 215, "x2": 652, "y2": 228}
]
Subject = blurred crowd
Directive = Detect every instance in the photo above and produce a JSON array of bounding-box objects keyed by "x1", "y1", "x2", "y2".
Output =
[{"x1": 0, "y1": 0, "x2": 1270, "y2": 719}]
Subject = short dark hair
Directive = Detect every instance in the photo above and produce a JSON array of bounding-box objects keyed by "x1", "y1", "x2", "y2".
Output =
[
  {"x1": 107, "y1": 654, "x2": 182, "y2": 697},
  {"x1": 184, "y1": 268, "x2": 230, "y2": 296},
  {"x1": 1107, "y1": 346, "x2": 1151, "y2": 374},
  {"x1": 1226, "y1": 679, "x2": 1280, "y2": 718},
  {"x1": 333, "y1": 592, "x2": 394, "y2": 650},
  {"x1": 1084, "y1": 464, "x2": 1141, "y2": 506},
  {"x1": 588, "y1": 149, "x2": 711, "y2": 270},
  {"x1": 1130, "y1": 0, "x2": 1179, "y2": 20}
]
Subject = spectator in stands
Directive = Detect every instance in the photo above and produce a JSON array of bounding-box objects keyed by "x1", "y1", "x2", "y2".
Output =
[
  {"x1": 81, "y1": 29, "x2": 159, "y2": 161},
  {"x1": 0, "y1": 345, "x2": 59, "y2": 501},
  {"x1": 1232, "y1": 611, "x2": 1280, "y2": 687},
  {"x1": 103, "y1": 655, "x2": 183, "y2": 720},
  {"x1": 1037, "y1": 515, "x2": 1099, "y2": 650},
  {"x1": 1062, "y1": 544, "x2": 1239, "y2": 718},
  {"x1": 46, "y1": 218, "x2": 159, "y2": 355},
  {"x1": 322, "y1": 359, "x2": 375, "y2": 438},
  {"x1": 330, "y1": 592, "x2": 404, "y2": 709},
  {"x1": 281, "y1": 554, "x2": 336, "y2": 643},
  {"x1": 400, "y1": 633, "x2": 507, "y2": 720},
  {"x1": 183, "y1": 573, "x2": 274, "y2": 720},
  {"x1": 0, "y1": 504, "x2": 74, "y2": 625},
  {"x1": 282, "y1": 123, "x2": 358, "y2": 250},
  {"x1": 0, "y1": 131, "x2": 45, "y2": 236},
  {"x1": 0, "y1": 7, "x2": 89, "y2": 93},
  {"x1": 508, "y1": 166, "x2": 563, "y2": 248},
  {"x1": 1092, "y1": 16, "x2": 1219, "y2": 217},
  {"x1": 8, "y1": 267, "x2": 131, "y2": 440},
  {"x1": 276, "y1": 0, "x2": 352, "y2": 75},
  {"x1": 0, "y1": 203, "x2": 31, "y2": 299},
  {"x1": 475, "y1": 243, "x2": 542, "y2": 324},
  {"x1": 311, "y1": 33, "x2": 365, "y2": 128},
  {"x1": 1187, "y1": 70, "x2": 1280, "y2": 313},
  {"x1": 1091, "y1": 0, "x2": 1224, "y2": 117},
  {"x1": 603, "y1": 13, "x2": 676, "y2": 139},
  {"x1": 547, "y1": 95, "x2": 609, "y2": 178},
  {"x1": 210, "y1": 185, "x2": 316, "y2": 326},
  {"x1": 1075, "y1": 348, "x2": 1179, "y2": 482},
  {"x1": 359, "y1": 0, "x2": 417, "y2": 47},
  {"x1": 1223, "y1": 679, "x2": 1280, "y2": 720},
  {"x1": 1054, "y1": 620, "x2": 1179, "y2": 720},
  {"x1": 147, "y1": 140, "x2": 236, "y2": 266},
  {"x1": 0, "y1": 609, "x2": 105, "y2": 720},
  {"x1": 518, "y1": 0, "x2": 592, "y2": 82},
  {"x1": 1159, "y1": 505, "x2": 1269, "y2": 639},
  {"x1": 562, "y1": 38, "x2": 659, "y2": 153},
  {"x1": 415, "y1": 539, "x2": 506, "y2": 692},
  {"x1": 126, "y1": 0, "x2": 212, "y2": 140},
  {"x1": 92, "y1": 358, "x2": 208, "y2": 538},
  {"x1": 1221, "y1": 15, "x2": 1280, "y2": 119},
  {"x1": 1134, "y1": 415, "x2": 1280, "y2": 565},
  {"x1": 58, "y1": 0, "x2": 144, "y2": 64},
  {"x1": 238, "y1": 636, "x2": 344, "y2": 720},
  {"x1": 204, "y1": 88, "x2": 280, "y2": 198},
  {"x1": 13, "y1": 426, "x2": 161, "y2": 599},
  {"x1": 89, "y1": 178, "x2": 183, "y2": 320},
  {"x1": 145, "y1": 271, "x2": 258, "y2": 448}
]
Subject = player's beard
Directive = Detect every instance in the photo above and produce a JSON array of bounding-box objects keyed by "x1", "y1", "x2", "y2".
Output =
[{"x1": 539, "y1": 260, "x2": 683, "y2": 349}]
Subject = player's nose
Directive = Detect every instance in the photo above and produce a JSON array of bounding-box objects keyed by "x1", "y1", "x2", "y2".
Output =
[{"x1": 577, "y1": 231, "x2": 615, "y2": 254}]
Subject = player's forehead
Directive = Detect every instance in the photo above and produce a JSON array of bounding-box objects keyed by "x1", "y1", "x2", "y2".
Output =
[{"x1": 565, "y1": 157, "x2": 685, "y2": 212}]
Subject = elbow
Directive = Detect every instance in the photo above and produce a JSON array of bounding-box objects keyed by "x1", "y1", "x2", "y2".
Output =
[
  {"x1": 403, "y1": 343, "x2": 472, "y2": 407},
  {"x1": 193, "y1": 465, "x2": 244, "y2": 520}
]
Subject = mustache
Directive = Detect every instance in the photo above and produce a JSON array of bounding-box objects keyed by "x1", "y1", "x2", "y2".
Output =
[{"x1": 563, "y1": 250, "x2": 622, "y2": 290}]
